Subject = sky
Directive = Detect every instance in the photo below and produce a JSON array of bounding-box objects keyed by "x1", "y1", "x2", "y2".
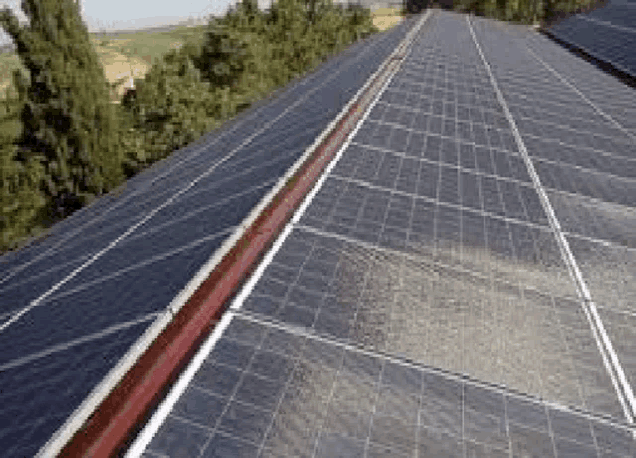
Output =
[
  {"x1": 0, "y1": 0, "x2": 266, "y2": 45},
  {"x1": 0, "y1": 0, "x2": 371, "y2": 45}
]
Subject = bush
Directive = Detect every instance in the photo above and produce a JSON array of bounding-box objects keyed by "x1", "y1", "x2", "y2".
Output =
[
  {"x1": 119, "y1": 49, "x2": 219, "y2": 175},
  {"x1": 0, "y1": 142, "x2": 47, "y2": 252},
  {"x1": 197, "y1": 19, "x2": 253, "y2": 89}
]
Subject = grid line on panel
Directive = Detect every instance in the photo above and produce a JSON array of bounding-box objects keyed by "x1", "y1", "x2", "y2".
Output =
[
  {"x1": 545, "y1": 185, "x2": 636, "y2": 218},
  {"x1": 533, "y1": 150, "x2": 636, "y2": 209},
  {"x1": 433, "y1": 119, "x2": 444, "y2": 260},
  {"x1": 307, "y1": 237, "x2": 382, "y2": 458},
  {"x1": 451, "y1": 56, "x2": 469, "y2": 449},
  {"x1": 400, "y1": 59, "x2": 492, "y2": 87},
  {"x1": 503, "y1": 82, "x2": 635, "y2": 123},
  {"x1": 490, "y1": 49, "x2": 629, "y2": 86},
  {"x1": 196, "y1": 235, "x2": 323, "y2": 458},
  {"x1": 0, "y1": 312, "x2": 161, "y2": 373},
  {"x1": 234, "y1": 309, "x2": 636, "y2": 437},
  {"x1": 170, "y1": 411, "x2": 219, "y2": 435},
  {"x1": 4, "y1": 177, "x2": 278, "y2": 301},
  {"x1": 32, "y1": 226, "x2": 237, "y2": 307},
  {"x1": 379, "y1": 82, "x2": 504, "y2": 121},
  {"x1": 529, "y1": 152, "x2": 636, "y2": 184},
  {"x1": 523, "y1": 43, "x2": 636, "y2": 143},
  {"x1": 503, "y1": 86, "x2": 635, "y2": 128},
  {"x1": 542, "y1": 402, "x2": 560, "y2": 457},
  {"x1": 564, "y1": 231, "x2": 636, "y2": 255},
  {"x1": 328, "y1": 173, "x2": 549, "y2": 234},
  {"x1": 467, "y1": 13, "x2": 636, "y2": 427},
  {"x1": 362, "y1": 357, "x2": 389, "y2": 456},
  {"x1": 499, "y1": 55, "x2": 632, "y2": 89},
  {"x1": 354, "y1": 113, "x2": 520, "y2": 162},
  {"x1": 507, "y1": 97, "x2": 636, "y2": 143},
  {"x1": 513, "y1": 111, "x2": 635, "y2": 148},
  {"x1": 292, "y1": 223, "x2": 580, "y2": 324},
  {"x1": 503, "y1": 82, "x2": 596, "y2": 113}
]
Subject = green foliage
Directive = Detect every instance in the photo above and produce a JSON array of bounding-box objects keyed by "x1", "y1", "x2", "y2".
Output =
[
  {"x1": 0, "y1": 141, "x2": 47, "y2": 253},
  {"x1": 119, "y1": 47, "x2": 218, "y2": 176},
  {"x1": 452, "y1": 0, "x2": 595, "y2": 23},
  {"x1": 224, "y1": 0, "x2": 266, "y2": 32},
  {"x1": 344, "y1": 4, "x2": 379, "y2": 41},
  {"x1": 0, "y1": 0, "x2": 124, "y2": 221},
  {"x1": 198, "y1": 19, "x2": 253, "y2": 89},
  {"x1": 0, "y1": 69, "x2": 45, "y2": 253},
  {"x1": 1, "y1": 0, "x2": 382, "y2": 253}
]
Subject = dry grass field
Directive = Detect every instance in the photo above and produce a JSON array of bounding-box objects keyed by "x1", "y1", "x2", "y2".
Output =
[
  {"x1": 0, "y1": 8, "x2": 405, "y2": 99},
  {"x1": 372, "y1": 7, "x2": 406, "y2": 31},
  {"x1": 0, "y1": 24, "x2": 207, "y2": 100},
  {"x1": 0, "y1": 7, "x2": 407, "y2": 103}
]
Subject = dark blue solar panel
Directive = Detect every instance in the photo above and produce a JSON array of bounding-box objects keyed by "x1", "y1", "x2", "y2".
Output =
[{"x1": 546, "y1": 1, "x2": 636, "y2": 77}]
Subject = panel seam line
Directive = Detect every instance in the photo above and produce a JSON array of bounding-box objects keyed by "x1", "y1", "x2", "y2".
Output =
[{"x1": 466, "y1": 13, "x2": 636, "y2": 428}]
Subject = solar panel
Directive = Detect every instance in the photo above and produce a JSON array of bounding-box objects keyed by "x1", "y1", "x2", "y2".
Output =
[
  {"x1": 545, "y1": 1, "x2": 636, "y2": 77},
  {"x1": 4, "y1": 7, "x2": 636, "y2": 457},
  {"x1": 0, "y1": 19, "x2": 420, "y2": 458},
  {"x1": 138, "y1": 9, "x2": 636, "y2": 458}
]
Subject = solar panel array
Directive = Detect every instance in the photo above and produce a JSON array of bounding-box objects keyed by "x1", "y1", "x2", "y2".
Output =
[
  {"x1": 141, "y1": 9, "x2": 636, "y2": 458},
  {"x1": 472, "y1": 12, "x2": 636, "y2": 394},
  {"x1": 544, "y1": 0, "x2": 636, "y2": 77},
  {"x1": 0, "y1": 17, "x2": 420, "y2": 457}
]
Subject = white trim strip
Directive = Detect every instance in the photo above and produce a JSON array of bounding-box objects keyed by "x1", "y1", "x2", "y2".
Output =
[
  {"x1": 467, "y1": 14, "x2": 636, "y2": 427},
  {"x1": 124, "y1": 11, "x2": 433, "y2": 457}
]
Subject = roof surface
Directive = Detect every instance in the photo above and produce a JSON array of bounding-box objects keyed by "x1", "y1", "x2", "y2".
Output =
[
  {"x1": 2, "y1": 5, "x2": 636, "y2": 457},
  {"x1": 0, "y1": 17, "x2": 419, "y2": 457},
  {"x1": 136, "y1": 8, "x2": 636, "y2": 458}
]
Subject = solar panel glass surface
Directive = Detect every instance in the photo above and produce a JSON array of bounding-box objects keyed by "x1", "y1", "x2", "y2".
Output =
[
  {"x1": 142, "y1": 9, "x2": 636, "y2": 458},
  {"x1": 0, "y1": 17, "x2": 421, "y2": 457},
  {"x1": 545, "y1": 0, "x2": 636, "y2": 77}
]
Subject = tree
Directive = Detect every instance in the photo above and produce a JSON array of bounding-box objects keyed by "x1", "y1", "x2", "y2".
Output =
[
  {"x1": 405, "y1": 0, "x2": 430, "y2": 13},
  {"x1": 198, "y1": 17, "x2": 252, "y2": 89},
  {"x1": 0, "y1": 0, "x2": 124, "y2": 220},
  {"x1": 120, "y1": 46, "x2": 218, "y2": 176}
]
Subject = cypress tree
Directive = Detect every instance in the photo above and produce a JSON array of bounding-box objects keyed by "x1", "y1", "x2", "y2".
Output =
[{"x1": 0, "y1": 0, "x2": 124, "y2": 220}]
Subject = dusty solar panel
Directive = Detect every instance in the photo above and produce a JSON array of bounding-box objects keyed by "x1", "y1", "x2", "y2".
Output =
[{"x1": 140, "y1": 9, "x2": 636, "y2": 458}]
